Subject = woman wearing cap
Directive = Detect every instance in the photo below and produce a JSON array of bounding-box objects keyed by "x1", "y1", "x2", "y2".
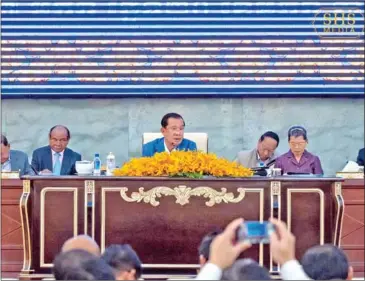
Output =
[{"x1": 275, "y1": 126, "x2": 324, "y2": 175}]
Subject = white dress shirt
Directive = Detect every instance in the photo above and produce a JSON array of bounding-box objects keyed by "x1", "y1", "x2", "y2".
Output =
[
  {"x1": 164, "y1": 141, "x2": 176, "y2": 154},
  {"x1": 1, "y1": 158, "x2": 11, "y2": 172},
  {"x1": 195, "y1": 260, "x2": 310, "y2": 280}
]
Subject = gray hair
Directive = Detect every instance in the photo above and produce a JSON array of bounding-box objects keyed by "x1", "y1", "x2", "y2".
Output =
[{"x1": 288, "y1": 126, "x2": 307, "y2": 141}]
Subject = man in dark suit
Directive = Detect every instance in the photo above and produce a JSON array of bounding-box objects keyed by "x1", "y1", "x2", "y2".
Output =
[
  {"x1": 356, "y1": 148, "x2": 364, "y2": 166},
  {"x1": 1, "y1": 134, "x2": 34, "y2": 176},
  {"x1": 142, "y1": 113, "x2": 197, "y2": 157},
  {"x1": 31, "y1": 125, "x2": 81, "y2": 175}
]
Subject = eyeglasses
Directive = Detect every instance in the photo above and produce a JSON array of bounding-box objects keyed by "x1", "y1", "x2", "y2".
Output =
[{"x1": 289, "y1": 141, "x2": 306, "y2": 147}]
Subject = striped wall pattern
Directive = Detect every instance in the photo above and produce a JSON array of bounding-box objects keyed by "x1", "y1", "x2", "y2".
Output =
[{"x1": 1, "y1": 1, "x2": 364, "y2": 97}]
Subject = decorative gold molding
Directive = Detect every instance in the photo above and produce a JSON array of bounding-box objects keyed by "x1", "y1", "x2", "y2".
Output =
[
  {"x1": 20, "y1": 180, "x2": 32, "y2": 274},
  {"x1": 119, "y1": 185, "x2": 246, "y2": 207},
  {"x1": 101, "y1": 186, "x2": 264, "y2": 266},
  {"x1": 287, "y1": 188, "x2": 325, "y2": 245},
  {"x1": 333, "y1": 182, "x2": 345, "y2": 247},
  {"x1": 270, "y1": 181, "x2": 281, "y2": 273},
  {"x1": 23, "y1": 179, "x2": 31, "y2": 193},
  {"x1": 271, "y1": 181, "x2": 281, "y2": 196},
  {"x1": 40, "y1": 188, "x2": 78, "y2": 267},
  {"x1": 84, "y1": 180, "x2": 95, "y2": 239}
]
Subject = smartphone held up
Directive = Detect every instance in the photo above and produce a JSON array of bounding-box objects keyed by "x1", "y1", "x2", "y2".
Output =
[{"x1": 236, "y1": 221, "x2": 275, "y2": 244}]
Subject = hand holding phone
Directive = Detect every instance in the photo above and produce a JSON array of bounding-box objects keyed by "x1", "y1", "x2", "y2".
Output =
[{"x1": 236, "y1": 221, "x2": 275, "y2": 244}]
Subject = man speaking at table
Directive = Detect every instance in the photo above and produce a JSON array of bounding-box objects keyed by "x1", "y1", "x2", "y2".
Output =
[
  {"x1": 31, "y1": 125, "x2": 81, "y2": 175},
  {"x1": 142, "y1": 113, "x2": 197, "y2": 157}
]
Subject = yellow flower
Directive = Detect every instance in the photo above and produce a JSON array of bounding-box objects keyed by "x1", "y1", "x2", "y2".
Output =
[{"x1": 114, "y1": 151, "x2": 253, "y2": 178}]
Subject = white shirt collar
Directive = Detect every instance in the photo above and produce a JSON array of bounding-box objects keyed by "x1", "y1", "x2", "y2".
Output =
[
  {"x1": 164, "y1": 140, "x2": 176, "y2": 154},
  {"x1": 52, "y1": 149, "x2": 65, "y2": 157}
]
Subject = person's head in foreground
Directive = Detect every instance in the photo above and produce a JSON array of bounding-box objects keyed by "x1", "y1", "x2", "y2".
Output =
[
  {"x1": 101, "y1": 244, "x2": 142, "y2": 280},
  {"x1": 198, "y1": 229, "x2": 222, "y2": 268},
  {"x1": 53, "y1": 249, "x2": 115, "y2": 280},
  {"x1": 222, "y1": 258, "x2": 272, "y2": 280},
  {"x1": 61, "y1": 234, "x2": 101, "y2": 256},
  {"x1": 301, "y1": 244, "x2": 353, "y2": 280}
]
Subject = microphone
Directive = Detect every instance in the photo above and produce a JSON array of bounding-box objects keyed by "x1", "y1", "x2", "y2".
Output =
[
  {"x1": 251, "y1": 158, "x2": 277, "y2": 171},
  {"x1": 30, "y1": 165, "x2": 39, "y2": 176}
]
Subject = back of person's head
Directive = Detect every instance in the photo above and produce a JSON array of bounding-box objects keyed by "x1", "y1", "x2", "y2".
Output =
[
  {"x1": 102, "y1": 244, "x2": 142, "y2": 280},
  {"x1": 301, "y1": 244, "x2": 353, "y2": 280},
  {"x1": 61, "y1": 234, "x2": 101, "y2": 256},
  {"x1": 53, "y1": 249, "x2": 115, "y2": 280},
  {"x1": 222, "y1": 258, "x2": 272, "y2": 280},
  {"x1": 198, "y1": 229, "x2": 222, "y2": 266}
]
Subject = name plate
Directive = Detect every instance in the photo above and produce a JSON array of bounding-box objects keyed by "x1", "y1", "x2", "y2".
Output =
[
  {"x1": 336, "y1": 172, "x2": 364, "y2": 179},
  {"x1": 1, "y1": 171, "x2": 20, "y2": 179}
]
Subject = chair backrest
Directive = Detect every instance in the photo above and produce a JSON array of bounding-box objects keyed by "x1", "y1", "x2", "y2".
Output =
[{"x1": 142, "y1": 133, "x2": 208, "y2": 153}]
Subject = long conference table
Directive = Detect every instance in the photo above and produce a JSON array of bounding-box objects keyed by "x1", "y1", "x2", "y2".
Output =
[{"x1": 1, "y1": 176, "x2": 364, "y2": 279}]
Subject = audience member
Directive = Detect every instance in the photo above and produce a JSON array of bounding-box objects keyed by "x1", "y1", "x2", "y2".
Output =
[
  {"x1": 31, "y1": 125, "x2": 81, "y2": 175},
  {"x1": 301, "y1": 244, "x2": 353, "y2": 280},
  {"x1": 142, "y1": 113, "x2": 197, "y2": 157},
  {"x1": 197, "y1": 230, "x2": 222, "y2": 268},
  {"x1": 102, "y1": 244, "x2": 142, "y2": 280},
  {"x1": 222, "y1": 258, "x2": 272, "y2": 280},
  {"x1": 62, "y1": 235, "x2": 101, "y2": 256},
  {"x1": 53, "y1": 249, "x2": 115, "y2": 280}
]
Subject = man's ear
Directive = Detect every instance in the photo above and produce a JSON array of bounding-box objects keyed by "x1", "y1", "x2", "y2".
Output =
[
  {"x1": 199, "y1": 255, "x2": 207, "y2": 267},
  {"x1": 160, "y1": 127, "x2": 165, "y2": 134},
  {"x1": 347, "y1": 265, "x2": 353, "y2": 280}
]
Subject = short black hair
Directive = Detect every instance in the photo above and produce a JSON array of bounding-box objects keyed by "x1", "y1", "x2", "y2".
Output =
[
  {"x1": 1, "y1": 134, "x2": 9, "y2": 146},
  {"x1": 198, "y1": 229, "x2": 222, "y2": 260},
  {"x1": 288, "y1": 126, "x2": 307, "y2": 141},
  {"x1": 53, "y1": 249, "x2": 115, "y2": 280},
  {"x1": 222, "y1": 258, "x2": 272, "y2": 280},
  {"x1": 102, "y1": 244, "x2": 142, "y2": 279},
  {"x1": 49, "y1": 125, "x2": 71, "y2": 140},
  {"x1": 161, "y1": 113, "x2": 185, "y2": 128},
  {"x1": 259, "y1": 131, "x2": 280, "y2": 147},
  {"x1": 301, "y1": 244, "x2": 349, "y2": 280}
]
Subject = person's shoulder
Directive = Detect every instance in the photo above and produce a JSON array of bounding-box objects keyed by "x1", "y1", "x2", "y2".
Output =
[
  {"x1": 237, "y1": 149, "x2": 255, "y2": 158},
  {"x1": 359, "y1": 148, "x2": 364, "y2": 154},
  {"x1": 65, "y1": 147, "x2": 81, "y2": 158},
  {"x1": 32, "y1": 145, "x2": 49, "y2": 154},
  {"x1": 144, "y1": 137, "x2": 163, "y2": 147},
  {"x1": 10, "y1": 149, "x2": 28, "y2": 159},
  {"x1": 182, "y1": 138, "x2": 196, "y2": 146}
]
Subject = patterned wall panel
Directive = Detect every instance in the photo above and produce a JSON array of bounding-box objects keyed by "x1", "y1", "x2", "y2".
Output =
[{"x1": 1, "y1": 1, "x2": 364, "y2": 97}]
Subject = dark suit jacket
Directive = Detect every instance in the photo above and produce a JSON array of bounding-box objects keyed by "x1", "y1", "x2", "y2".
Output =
[
  {"x1": 31, "y1": 146, "x2": 81, "y2": 175},
  {"x1": 357, "y1": 148, "x2": 364, "y2": 166},
  {"x1": 142, "y1": 137, "x2": 197, "y2": 157},
  {"x1": 10, "y1": 150, "x2": 35, "y2": 176}
]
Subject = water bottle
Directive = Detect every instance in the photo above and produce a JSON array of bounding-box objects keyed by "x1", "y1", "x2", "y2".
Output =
[
  {"x1": 93, "y1": 153, "x2": 101, "y2": 176},
  {"x1": 106, "y1": 152, "x2": 116, "y2": 176}
]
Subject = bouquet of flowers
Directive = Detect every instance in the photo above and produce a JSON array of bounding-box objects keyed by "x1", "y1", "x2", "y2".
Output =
[{"x1": 114, "y1": 151, "x2": 253, "y2": 178}]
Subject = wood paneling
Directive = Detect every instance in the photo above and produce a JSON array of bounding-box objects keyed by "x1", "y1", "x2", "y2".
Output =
[
  {"x1": 341, "y1": 179, "x2": 364, "y2": 278},
  {"x1": 1, "y1": 179, "x2": 23, "y2": 279}
]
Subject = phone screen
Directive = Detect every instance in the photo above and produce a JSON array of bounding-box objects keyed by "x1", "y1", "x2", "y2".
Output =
[{"x1": 236, "y1": 221, "x2": 275, "y2": 244}]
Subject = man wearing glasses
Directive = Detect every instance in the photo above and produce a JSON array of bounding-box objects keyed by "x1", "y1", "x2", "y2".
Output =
[
  {"x1": 142, "y1": 113, "x2": 197, "y2": 157},
  {"x1": 31, "y1": 125, "x2": 81, "y2": 175}
]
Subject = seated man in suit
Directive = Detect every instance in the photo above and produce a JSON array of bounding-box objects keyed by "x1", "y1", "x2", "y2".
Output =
[
  {"x1": 31, "y1": 125, "x2": 81, "y2": 175},
  {"x1": 142, "y1": 113, "x2": 197, "y2": 157},
  {"x1": 235, "y1": 131, "x2": 280, "y2": 168},
  {"x1": 1, "y1": 134, "x2": 34, "y2": 176},
  {"x1": 356, "y1": 148, "x2": 364, "y2": 166}
]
